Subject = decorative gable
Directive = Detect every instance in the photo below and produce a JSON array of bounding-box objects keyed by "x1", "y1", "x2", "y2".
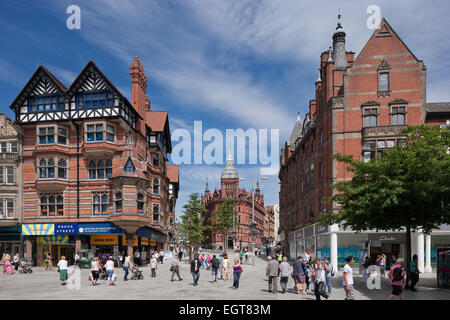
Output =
[{"x1": 378, "y1": 58, "x2": 391, "y2": 70}]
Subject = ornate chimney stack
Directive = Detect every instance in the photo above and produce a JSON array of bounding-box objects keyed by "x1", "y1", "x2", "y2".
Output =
[
  {"x1": 129, "y1": 56, "x2": 147, "y2": 127},
  {"x1": 332, "y1": 10, "x2": 348, "y2": 70}
]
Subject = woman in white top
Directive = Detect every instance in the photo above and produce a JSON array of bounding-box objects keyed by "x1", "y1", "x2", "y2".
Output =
[
  {"x1": 105, "y1": 256, "x2": 115, "y2": 286},
  {"x1": 221, "y1": 254, "x2": 229, "y2": 281},
  {"x1": 90, "y1": 257, "x2": 101, "y2": 285},
  {"x1": 150, "y1": 255, "x2": 158, "y2": 277},
  {"x1": 57, "y1": 256, "x2": 68, "y2": 285},
  {"x1": 313, "y1": 259, "x2": 326, "y2": 300}
]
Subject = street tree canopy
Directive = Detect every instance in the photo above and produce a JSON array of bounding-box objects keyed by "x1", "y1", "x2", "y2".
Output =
[
  {"x1": 208, "y1": 197, "x2": 239, "y2": 251},
  {"x1": 180, "y1": 193, "x2": 207, "y2": 263},
  {"x1": 319, "y1": 125, "x2": 450, "y2": 285}
]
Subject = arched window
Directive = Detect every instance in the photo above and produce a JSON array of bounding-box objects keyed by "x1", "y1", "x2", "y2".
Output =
[
  {"x1": 93, "y1": 193, "x2": 109, "y2": 215},
  {"x1": 153, "y1": 204, "x2": 159, "y2": 224},
  {"x1": 58, "y1": 159, "x2": 67, "y2": 179},
  {"x1": 124, "y1": 157, "x2": 135, "y2": 173},
  {"x1": 137, "y1": 193, "x2": 144, "y2": 215},
  {"x1": 89, "y1": 160, "x2": 112, "y2": 179},
  {"x1": 115, "y1": 192, "x2": 122, "y2": 213},
  {"x1": 39, "y1": 193, "x2": 64, "y2": 217},
  {"x1": 38, "y1": 158, "x2": 55, "y2": 178},
  {"x1": 153, "y1": 178, "x2": 159, "y2": 194}
]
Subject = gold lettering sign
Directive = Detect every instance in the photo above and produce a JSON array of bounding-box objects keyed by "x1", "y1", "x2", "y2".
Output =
[
  {"x1": 122, "y1": 235, "x2": 138, "y2": 246},
  {"x1": 90, "y1": 236, "x2": 118, "y2": 245}
]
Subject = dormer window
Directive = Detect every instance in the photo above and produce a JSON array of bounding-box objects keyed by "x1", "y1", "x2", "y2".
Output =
[
  {"x1": 76, "y1": 91, "x2": 114, "y2": 109},
  {"x1": 124, "y1": 158, "x2": 135, "y2": 174},
  {"x1": 28, "y1": 96, "x2": 65, "y2": 112}
]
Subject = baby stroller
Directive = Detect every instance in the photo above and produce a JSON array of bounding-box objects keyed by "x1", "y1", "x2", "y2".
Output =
[
  {"x1": 18, "y1": 260, "x2": 33, "y2": 274},
  {"x1": 130, "y1": 263, "x2": 144, "y2": 280},
  {"x1": 99, "y1": 262, "x2": 109, "y2": 280}
]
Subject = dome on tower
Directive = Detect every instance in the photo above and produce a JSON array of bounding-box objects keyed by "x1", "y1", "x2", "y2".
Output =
[{"x1": 221, "y1": 153, "x2": 238, "y2": 179}]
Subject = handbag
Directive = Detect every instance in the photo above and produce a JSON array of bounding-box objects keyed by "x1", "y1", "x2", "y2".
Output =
[{"x1": 170, "y1": 266, "x2": 174, "y2": 272}]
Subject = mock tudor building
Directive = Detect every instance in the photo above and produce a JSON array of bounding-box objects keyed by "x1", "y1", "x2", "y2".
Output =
[
  {"x1": 279, "y1": 16, "x2": 450, "y2": 270},
  {"x1": 202, "y1": 154, "x2": 265, "y2": 250},
  {"x1": 10, "y1": 57, "x2": 179, "y2": 265},
  {"x1": 0, "y1": 114, "x2": 23, "y2": 257}
]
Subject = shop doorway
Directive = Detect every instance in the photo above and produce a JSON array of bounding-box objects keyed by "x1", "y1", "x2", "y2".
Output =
[
  {"x1": 370, "y1": 243, "x2": 400, "y2": 264},
  {"x1": 59, "y1": 246, "x2": 74, "y2": 265}
]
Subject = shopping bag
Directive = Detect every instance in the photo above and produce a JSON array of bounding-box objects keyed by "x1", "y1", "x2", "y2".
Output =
[
  {"x1": 112, "y1": 273, "x2": 117, "y2": 281},
  {"x1": 88, "y1": 274, "x2": 92, "y2": 281}
]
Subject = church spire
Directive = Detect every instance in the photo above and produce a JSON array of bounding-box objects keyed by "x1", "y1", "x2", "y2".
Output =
[
  {"x1": 205, "y1": 178, "x2": 210, "y2": 195},
  {"x1": 332, "y1": 9, "x2": 348, "y2": 70}
]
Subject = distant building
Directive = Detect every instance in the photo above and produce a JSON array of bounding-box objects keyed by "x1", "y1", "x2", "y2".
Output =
[
  {"x1": 202, "y1": 154, "x2": 265, "y2": 251},
  {"x1": 263, "y1": 205, "x2": 275, "y2": 248},
  {"x1": 0, "y1": 114, "x2": 23, "y2": 258},
  {"x1": 279, "y1": 16, "x2": 450, "y2": 270}
]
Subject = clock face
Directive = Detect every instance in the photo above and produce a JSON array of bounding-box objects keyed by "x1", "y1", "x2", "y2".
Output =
[{"x1": 78, "y1": 228, "x2": 84, "y2": 233}]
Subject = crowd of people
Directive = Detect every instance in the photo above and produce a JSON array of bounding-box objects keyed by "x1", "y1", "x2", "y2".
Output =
[{"x1": 2, "y1": 247, "x2": 420, "y2": 299}]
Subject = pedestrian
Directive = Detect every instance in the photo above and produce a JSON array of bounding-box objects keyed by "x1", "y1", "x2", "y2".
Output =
[
  {"x1": 293, "y1": 256, "x2": 307, "y2": 294},
  {"x1": 134, "y1": 250, "x2": 141, "y2": 266},
  {"x1": 90, "y1": 257, "x2": 101, "y2": 285},
  {"x1": 343, "y1": 256, "x2": 355, "y2": 300},
  {"x1": 380, "y1": 254, "x2": 386, "y2": 277},
  {"x1": 312, "y1": 259, "x2": 326, "y2": 300},
  {"x1": 178, "y1": 249, "x2": 183, "y2": 262},
  {"x1": 409, "y1": 254, "x2": 419, "y2": 292},
  {"x1": 217, "y1": 254, "x2": 224, "y2": 280},
  {"x1": 46, "y1": 253, "x2": 53, "y2": 271},
  {"x1": 276, "y1": 253, "x2": 282, "y2": 264},
  {"x1": 57, "y1": 256, "x2": 68, "y2": 285},
  {"x1": 74, "y1": 251, "x2": 80, "y2": 267},
  {"x1": 389, "y1": 258, "x2": 406, "y2": 300},
  {"x1": 206, "y1": 254, "x2": 211, "y2": 270},
  {"x1": 170, "y1": 258, "x2": 183, "y2": 281},
  {"x1": 150, "y1": 254, "x2": 158, "y2": 277},
  {"x1": 239, "y1": 251, "x2": 244, "y2": 264},
  {"x1": 362, "y1": 256, "x2": 370, "y2": 283},
  {"x1": 303, "y1": 251, "x2": 310, "y2": 263},
  {"x1": 266, "y1": 255, "x2": 279, "y2": 294},
  {"x1": 191, "y1": 253, "x2": 201, "y2": 286},
  {"x1": 211, "y1": 255, "x2": 220, "y2": 283},
  {"x1": 305, "y1": 262, "x2": 312, "y2": 294},
  {"x1": 200, "y1": 253, "x2": 205, "y2": 269},
  {"x1": 159, "y1": 250, "x2": 165, "y2": 264},
  {"x1": 2, "y1": 254, "x2": 14, "y2": 275},
  {"x1": 324, "y1": 258, "x2": 334, "y2": 296},
  {"x1": 12, "y1": 253, "x2": 20, "y2": 272},
  {"x1": 232, "y1": 258, "x2": 243, "y2": 289},
  {"x1": 123, "y1": 255, "x2": 131, "y2": 281},
  {"x1": 222, "y1": 254, "x2": 230, "y2": 281},
  {"x1": 279, "y1": 256, "x2": 290, "y2": 293},
  {"x1": 105, "y1": 256, "x2": 115, "y2": 286}
]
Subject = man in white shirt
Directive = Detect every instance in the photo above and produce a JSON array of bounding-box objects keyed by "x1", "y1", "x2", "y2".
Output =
[
  {"x1": 303, "y1": 251, "x2": 310, "y2": 263},
  {"x1": 74, "y1": 252, "x2": 80, "y2": 266},
  {"x1": 343, "y1": 256, "x2": 355, "y2": 300}
]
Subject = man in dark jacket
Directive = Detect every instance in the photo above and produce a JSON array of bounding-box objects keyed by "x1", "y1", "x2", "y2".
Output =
[
  {"x1": 211, "y1": 255, "x2": 220, "y2": 283},
  {"x1": 178, "y1": 250, "x2": 184, "y2": 262},
  {"x1": 293, "y1": 256, "x2": 307, "y2": 294},
  {"x1": 190, "y1": 254, "x2": 201, "y2": 286}
]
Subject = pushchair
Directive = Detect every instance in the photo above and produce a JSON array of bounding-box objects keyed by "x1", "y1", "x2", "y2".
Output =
[
  {"x1": 99, "y1": 262, "x2": 109, "y2": 280},
  {"x1": 18, "y1": 260, "x2": 33, "y2": 274},
  {"x1": 130, "y1": 263, "x2": 144, "y2": 280}
]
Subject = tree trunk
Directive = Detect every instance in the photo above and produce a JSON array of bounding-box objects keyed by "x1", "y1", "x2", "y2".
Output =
[
  {"x1": 223, "y1": 233, "x2": 227, "y2": 252},
  {"x1": 405, "y1": 225, "x2": 411, "y2": 288}
]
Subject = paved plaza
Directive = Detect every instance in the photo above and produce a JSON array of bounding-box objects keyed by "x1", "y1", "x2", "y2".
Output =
[{"x1": 1, "y1": 254, "x2": 449, "y2": 300}]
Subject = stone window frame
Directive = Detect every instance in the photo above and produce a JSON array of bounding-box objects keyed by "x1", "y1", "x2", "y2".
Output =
[
  {"x1": 88, "y1": 159, "x2": 113, "y2": 179},
  {"x1": 114, "y1": 191, "x2": 122, "y2": 214},
  {"x1": 153, "y1": 177, "x2": 160, "y2": 195},
  {"x1": 92, "y1": 192, "x2": 109, "y2": 216},
  {"x1": 0, "y1": 198, "x2": 15, "y2": 219},
  {"x1": 84, "y1": 121, "x2": 116, "y2": 144},
  {"x1": 152, "y1": 203, "x2": 160, "y2": 224},
  {"x1": 389, "y1": 99, "x2": 408, "y2": 126},
  {"x1": 137, "y1": 192, "x2": 145, "y2": 215},
  {"x1": 362, "y1": 106, "x2": 379, "y2": 128},
  {"x1": 37, "y1": 156, "x2": 68, "y2": 180},
  {"x1": 362, "y1": 138, "x2": 406, "y2": 163},
  {"x1": 0, "y1": 165, "x2": 15, "y2": 185},
  {"x1": 39, "y1": 193, "x2": 64, "y2": 217},
  {"x1": 377, "y1": 58, "x2": 391, "y2": 97},
  {"x1": 36, "y1": 124, "x2": 69, "y2": 146}
]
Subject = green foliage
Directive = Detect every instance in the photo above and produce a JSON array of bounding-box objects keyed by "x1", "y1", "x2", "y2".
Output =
[
  {"x1": 320, "y1": 125, "x2": 450, "y2": 232},
  {"x1": 179, "y1": 193, "x2": 207, "y2": 260},
  {"x1": 209, "y1": 198, "x2": 239, "y2": 249}
]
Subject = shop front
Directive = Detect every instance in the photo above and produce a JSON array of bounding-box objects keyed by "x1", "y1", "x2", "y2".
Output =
[
  {"x1": 0, "y1": 226, "x2": 22, "y2": 258},
  {"x1": 36, "y1": 235, "x2": 75, "y2": 266}
]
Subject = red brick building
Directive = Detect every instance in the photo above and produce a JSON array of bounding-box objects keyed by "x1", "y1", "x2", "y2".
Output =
[
  {"x1": 10, "y1": 57, "x2": 179, "y2": 265},
  {"x1": 202, "y1": 154, "x2": 265, "y2": 251},
  {"x1": 279, "y1": 17, "x2": 450, "y2": 268}
]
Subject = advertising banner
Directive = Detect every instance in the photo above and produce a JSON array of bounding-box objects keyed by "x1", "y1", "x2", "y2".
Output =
[
  {"x1": 90, "y1": 235, "x2": 119, "y2": 245},
  {"x1": 22, "y1": 224, "x2": 54, "y2": 236},
  {"x1": 55, "y1": 223, "x2": 78, "y2": 235},
  {"x1": 78, "y1": 223, "x2": 124, "y2": 235},
  {"x1": 121, "y1": 235, "x2": 138, "y2": 246},
  {"x1": 36, "y1": 236, "x2": 69, "y2": 245}
]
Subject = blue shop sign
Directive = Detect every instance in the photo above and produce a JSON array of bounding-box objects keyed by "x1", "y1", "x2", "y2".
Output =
[
  {"x1": 77, "y1": 223, "x2": 124, "y2": 235},
  {"x1": 55, "y1": 223, "x2": 78, "y2": 235}
]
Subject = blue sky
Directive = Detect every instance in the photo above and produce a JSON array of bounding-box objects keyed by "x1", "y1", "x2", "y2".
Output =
[{"x1": 1, "y1": 0, "x2": 450, "y2": 219}]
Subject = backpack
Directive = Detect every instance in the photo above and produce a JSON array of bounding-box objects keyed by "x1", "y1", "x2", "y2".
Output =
[
  {"x1": 212, "y1": 259, "x2": 220, "y2": 269},
  {"x1": 393, "y1": 267, "x2": 403, "y2": 281}
]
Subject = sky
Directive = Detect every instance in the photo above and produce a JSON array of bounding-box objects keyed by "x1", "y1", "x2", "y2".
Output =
[{"x1": 1, "y1": 0, "x2": 450, "y2": 219}]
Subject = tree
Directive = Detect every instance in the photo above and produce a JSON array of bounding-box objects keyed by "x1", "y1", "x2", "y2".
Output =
[
  {"x1": 320, "y1": 125, "x2": 450, "y2": 286},
  {"x1": 179, "y1": 193, "x2": 207, "y2": 264},
  {"x1": 208, "y1": 198, "x2": 239, "y2": 251}
]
